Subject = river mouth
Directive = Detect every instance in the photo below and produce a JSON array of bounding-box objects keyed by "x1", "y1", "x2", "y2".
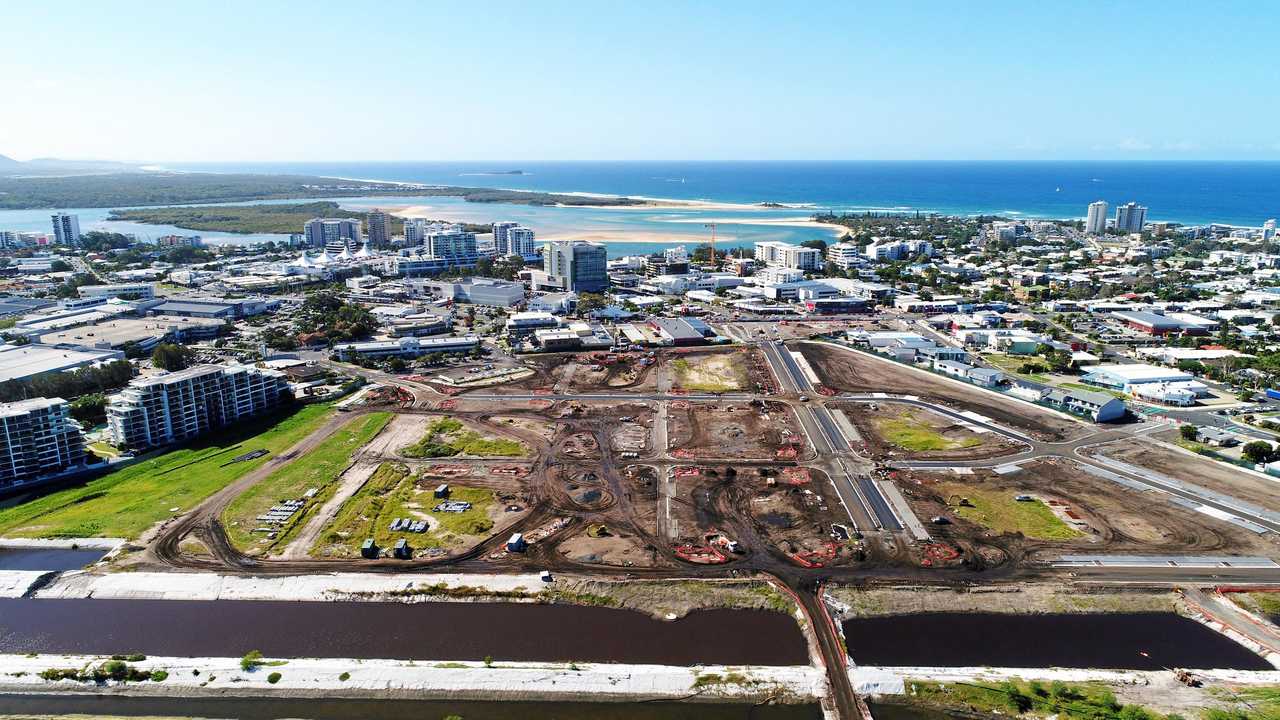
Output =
[
  {"x1": 0, "y1": 598, "x2": 808, "y2": 666},
  {"x1": 0, "y1": 547, "x2": 105, "y2": 572},
  {"x1": 0, "y1": 694, "x2": 824, "y2": 720},
  {"x1": 842, "y1": 612, "x2": 1271, "y2": 670}
]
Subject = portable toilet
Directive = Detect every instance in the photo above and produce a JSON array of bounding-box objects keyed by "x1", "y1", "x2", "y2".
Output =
[
  {"x1": 360, "y1": 538, "x2": 378, "y2": 558},
  {"x1": 506, "y1": 532, "x2": 527, "y2": 552},
  {"x1": 434, "y1": 483, "x2": 450, "y2": 499},
  {"x1": 393, "y1": 538, "x2": 411, "y2": 559}
]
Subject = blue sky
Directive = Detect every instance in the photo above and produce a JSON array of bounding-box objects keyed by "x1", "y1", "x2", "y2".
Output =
[{"x1": 1, "y1": 1, "x2": 1276, "y2": 162}]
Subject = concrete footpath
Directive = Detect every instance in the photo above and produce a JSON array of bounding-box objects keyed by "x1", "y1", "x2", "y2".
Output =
[{"x1": 0, "y1": 653, "x2": 825, "y2": 703}]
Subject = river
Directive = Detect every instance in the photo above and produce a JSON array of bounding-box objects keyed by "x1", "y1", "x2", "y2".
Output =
[
  {"x1": 843, "y1": 612, "x2": 1270, "y2": 670},
  {"x1": 0, "y1": 598, "x2": 808, "y2": 666}
]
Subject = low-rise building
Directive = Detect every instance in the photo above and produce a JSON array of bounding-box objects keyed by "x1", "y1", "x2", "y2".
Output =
[
  {"x1": 77, "y1": 283, "x2": 156, "y2": 300},
  {"x1": 331, "y1": 335, "x2": 480, "y2": 360}
]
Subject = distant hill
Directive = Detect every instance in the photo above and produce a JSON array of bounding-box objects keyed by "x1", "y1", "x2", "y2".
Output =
[{"x1": 0, "y1": 154, "x2": 140, "y2": 177}]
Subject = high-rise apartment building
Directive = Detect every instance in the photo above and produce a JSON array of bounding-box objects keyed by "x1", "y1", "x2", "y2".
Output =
[
  {"x1": 539, "y1": 241, "x2": 608, "y2": 292},
  {"x1": 492, "y1": 222, "x2": 519, "y2": 255},
  {"x1": 0, "y1": 397, "x2": 86, "y2": 490},
  {"x1": 1085, "y1": 200, "x2": 1109, "y2": 234},
  {"x1": 507, "y1": 227, "x2": 537, "y2": 258},
  {"x1": 1263, "y1": 219, "x2": 1277, "y2": 243},
  {"x1": 423, "y1": 230, "x2": 479, "y2": 266},
  {"x1": 106, "y1": 364, "x2": 289, "y2": 450},
  {"x1": 51, "y1": 213, "x2": 81, "y2": 245},
  {"x1": 1115, "y1": 202, "x2": 1147, "y2": 233},
  {"x1": 753, "y1": 241, "x2": 821, "y2": 271},
  {"x1": 303, "y1": 218, "x2": 362, "y2": 250},
  {"x1": 366, "y1": 211, "x2": 390, "y2": 246}
]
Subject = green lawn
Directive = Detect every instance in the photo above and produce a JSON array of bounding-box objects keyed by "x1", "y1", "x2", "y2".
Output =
[
  {"x1": 1058, "y1": 382, "x2": 1128, "y2": 399},
  {"x1": 0, "y1": 405, "x2": 335, "y2": 539},
  {"x1": 941, "y1": 484, "x2": 1083, "y2": 541},
  {"x1": 875, "y1": 415, "x2": 980, "y2": 452},
  {"x1": 222, "y1": 412, "x2": 392, "y2": 553},
  {"x1": 87, "y1": 441, "x2": 121, "y2": 459},
  {"x1": 400, "y1": 417, "x2": 527, "y2": 458},
  {"x1": 909, "y1": 680, "x2": 1165, "y2": 720},
  {"x1": 312, "y1": 464, "x2": 495, "y2": 557}
]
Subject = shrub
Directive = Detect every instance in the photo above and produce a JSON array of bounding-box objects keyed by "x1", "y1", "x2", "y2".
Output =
[
  {"x1": 150, "y1": 670, "x2": 169, "y2": 682},
  {"x1": 338, "y1": 671, "x2": 351, "y2": 681},
  {"x1": 241, "y1": 650, "x2": 264, "y2": 671},
  {"x1": 267, "y1": 671, "x2": 282, "y2": 684}
]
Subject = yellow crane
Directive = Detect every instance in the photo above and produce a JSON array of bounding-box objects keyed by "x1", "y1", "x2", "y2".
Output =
[{"x1": 703, "y1": 222, "x2": 718, "y2": 270}]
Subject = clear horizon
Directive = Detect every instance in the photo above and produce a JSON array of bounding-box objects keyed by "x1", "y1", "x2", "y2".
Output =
[{"x1": 2, "y1": 1, "x2": 1277, "y2": 163}]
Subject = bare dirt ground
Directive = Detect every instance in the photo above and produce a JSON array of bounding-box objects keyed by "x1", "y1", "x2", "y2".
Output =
[
  {"x1": 799, "y1": 341, "x2": 1087, "y2": 442},
  {"x1": 1095, "y1": 436, "x2": 1280, "y2": 511},
  {"x1": 668, "y1": 400, "x2": 801, "y2": 459},
  {"x1": 741, "y1": 466, "x2": 863, "y2": 568},
  {"x1": 826, "y1": 582, "x2": 1180, "y2": 618},
  {"x1": 668, "y1": 346, "x2": 773, "y2": 393},
  {"x1": 835, "y1": 401, "x2": 1024, "y2": 461},
  {"x1": 893, "y1": 457, "x2": 1278, "y2": 569},
  {"x1": 558, "y1": 522, "x2": 662, "y2": 568},
  {"x1": 500, "y1": 352, "x2": 661, "y2": 394}
]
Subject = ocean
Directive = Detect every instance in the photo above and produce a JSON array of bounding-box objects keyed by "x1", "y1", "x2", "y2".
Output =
[{"x1": 2, "y1": 162, "x2": 1277, "y2": 253}]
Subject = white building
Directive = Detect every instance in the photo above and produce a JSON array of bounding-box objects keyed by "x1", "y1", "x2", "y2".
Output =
[
  {"x1": 51, "y1": 213, "x2": 81, "y2": 245},
  {"x1": 492, "y1": 222, "x2": 519, "y2": 254},
  {"x1": 331, "y1": 335, "x2": 479, "y2": 360},
  {"x1": 754, "y1": 241, "x2": 821, "y2": 271},
  {"x1": 1086, "y1": 200, "x2": 1109, "y2": 234},
  {"x1": 106, "y1": 364, "x2": 289, "y2": 450},
  {"x1": 0, "y1": 397, "x2": 86, "y2": 490},
  {"x1": 825, "y1": 242, "x2": 866, "y2": 270},
  {"x1": 1264, "y1": 219, "x2": 1277, "y2": 244},
  {"x1": 507, "y1": 227, "x2": 537, "y2": 258},
  {"x1": 76, "y1": 283, "x2": 156, "y2": 300},
  {"x1": 423, "y1": 230, "x2": 479, "y2": 265},
  {"x1": 303, "y1": 218, "x2": 362, "y2": 251},
  {"x1": 1115, "y1": 202, "x2": 1147, "y2": 233}
]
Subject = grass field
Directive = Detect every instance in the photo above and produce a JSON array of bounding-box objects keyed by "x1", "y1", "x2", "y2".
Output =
[
  {"x1": 672, "y1": 355, "x2": 749, "y2": 392},
  {"x1": 1058, "y1": 382, "x2": 1128, "y2": 399},
  {"x1": 0, "y1": 405, "x2": 335, "y2": 540},
  {"x1": 982, "y1": 353, "x2": 1052, "y2": 382},
  {"x1": 312, "y1": 462, "x2": 496, "y2": 556},
  {"x1": 222, "y1": 412, "x2": 392, "y2": 553},
  {"x1": 940, "y1": 483, "x2": 1083, "y2": 540},
  {"x1": 875, "y1": 414, "x2": 981, "y2": 452},
  {"x1": 400, "y1": 417, "x2": 527, "y2": 458},
  {"x1": 87, "y1": 441, "x2": 121, "y2": 459},
  {"x1": 909, "y1": 680, "x2": 1163, "y2": 720}
]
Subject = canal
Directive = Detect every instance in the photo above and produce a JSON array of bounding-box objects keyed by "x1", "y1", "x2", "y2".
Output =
[
  {"x1": 0, "y1": 547, "x2": 104, "y2": 572},
  {"x1": 0, "y1": 694, "x2": 824, "y2": 720},
  {"x1": 0, "y1": 598, "x2": 809, "y2": 666},
  {"x1": 843, "y1": 612, "x2": 1271, "y2": 670}
]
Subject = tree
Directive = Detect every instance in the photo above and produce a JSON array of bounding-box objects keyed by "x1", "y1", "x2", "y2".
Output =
[
  {"x1": 1179, "y1": 424, "x2": 1199, "y2": 442},
  {"x1": 1242, "y1": 441, "x2": 1274, "y2": 465},
  {"x1": 151, "y1": 343, "x2": 195, "y2": 371},
  {"x1": 49, "y1": 260, "x2": 72, "y2": 273},
  {"x1": 70, "y1": 393, "x2": 107, "y2": 427},
  {"x1": 576, "y1": 292, "x2": 608, "y2": 316}
]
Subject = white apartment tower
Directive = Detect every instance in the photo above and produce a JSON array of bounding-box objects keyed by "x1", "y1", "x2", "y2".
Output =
[
  {"x1": 0, "y1": 398, "x2": 86, "y2": 490},
  {"x1": 1263, "y1": 219, "x2": 1277, "y2": 243},
  {"x1": 1085, "y1": 201, "x2": 1109, "y2": 234},
  {"x1": 1115, "y1": 202, "x2": 1147, "y2": 233},
  {"x1": 507, "y1": 227, "x2": 537, "y2": 258},
  {"x1": 303, "y1": 218, "x2": 362, "y2": 251},
  {"x1": 51, "y1": 213, "x2": 81, "y2": 245},
  {"x1": 492, "y1": 222, "x2": 519, "y2": 255},
  {"x1": 753, "y1": 241, "x2": 821, "y2": 271},
  {"x1": 106, "y1": 364, "x2": 289, "y2": 451}
]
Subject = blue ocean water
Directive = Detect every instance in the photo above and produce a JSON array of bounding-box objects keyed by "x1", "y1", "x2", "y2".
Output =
[{"x1": 168, "y1": 161, "x2": 1280, "y2": 227}]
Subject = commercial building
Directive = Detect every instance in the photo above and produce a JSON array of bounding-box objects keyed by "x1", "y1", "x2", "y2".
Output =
[
  {"x1": 0, "y1": 397, "x2": 86, "y2": 490},
  {"x1": 1115, "y1": 202, "x2": 1148, "y2": 233},
  {"x1": 1085, "y1": 201, "x2": 1109, "y2": 234},
  {"x1": 1080, "y1": 363, "x2": 1208, "y2": 396},
  {"x1": 33, "y1": 315, "x2": 225, "y2": 351},
  {"x1": 156, "y1": 234, "x2": 202, "y2": 247},
  {"x1": 754, "y1": 241, "x2": 821, "y2": 271},
  {"x1": 1043, "y1": 388, "x2": 1127, "y2": 422},
  {"x1": 1112, "y1": 309, "x2": 1207, "y2": 336},
  {"x1": 77, "y1": 283, "x2": 156, "y2": 300},
  {"x1": 536, "y1": 241, "x2": 608, "y2": 293},
  {"x1": 303, "y1": 218, "x2": 362, "y2": 251},
  {"x1": 51, "y1": 213, "x2": 81, "y2": 245},
  {"x1": 0, "y1": 343, "x2": 125, "y2": 384},
  {"x1": 366, "y1": 211, "x2": 390, "y2": 247},
  {"x1": 420, "y1": 277, "x2": 525, "y2": 307},
  {"x1": 331, "y1": 335, "x2": 479, "y2": 360},
  {"x1": 106, "y1": 364, "x2": 290, "y2": 450}
]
